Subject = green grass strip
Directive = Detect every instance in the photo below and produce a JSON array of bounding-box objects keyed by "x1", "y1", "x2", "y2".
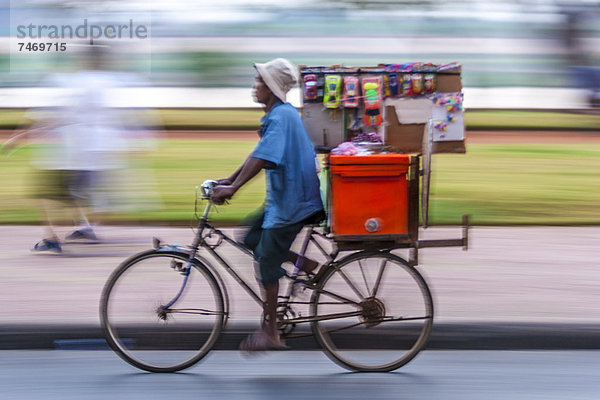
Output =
[
  {"x1": 2, "y1": 109, "x2": 599, "y2": 131},
  {"x1": 429, "y1": 143, "x2": 600, "y2": 225},
  {"x1": 1, "y1": 140, "x2": 600, "y2": 226}
]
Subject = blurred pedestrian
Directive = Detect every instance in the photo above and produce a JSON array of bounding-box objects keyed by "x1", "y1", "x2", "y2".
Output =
[
  {"x1": 211, "y1": 58, "x2": 324, "y2": 352},
  {"x1": 2, "y1": 106, "x2": 95, "y2": 252},
  {"x1": 2, "y1": 45, "x2": 160, "y2": 252}
]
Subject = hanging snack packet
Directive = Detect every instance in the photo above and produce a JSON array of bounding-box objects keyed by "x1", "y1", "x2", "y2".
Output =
[
  {"x1": 303, "y1": 74, "x2": 318, "y2": 102},
  {"x1": 361, "y1": 77, "x2": 383, "y2": 126},
  {"x1": 323, "y1": 75, "x2": 343, "y2": 108},
  {"x1": 383, "y1": 74, "x2": 391, "y2": 97},
  {"x1": 412, "y1": 73, "x2": 423, "y2": 95},
  {"x1": 424, "y1": 73, "x2": 436, "y2": 93},
  {"x1": 401, "y1": 73, "x2": 413, "y2": 96},
  {"x1": 316, "y1": 74, "x2": 325, "y2": 102},
  {"x1": 389, "y1": 72, "x2": 399, "y2": 96},
  {"x1": 342, "y1": 75, "x2": 360, "y2": 108}
]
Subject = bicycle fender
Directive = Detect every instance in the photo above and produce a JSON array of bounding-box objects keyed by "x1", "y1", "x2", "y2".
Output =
[{"x1": 154, "y1": 247, "x2": 230, "y2": 330}]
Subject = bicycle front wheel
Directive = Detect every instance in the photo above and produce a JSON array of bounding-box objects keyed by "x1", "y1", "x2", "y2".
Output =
[
  {"x1": 311, "y1": 252, "x2": 433, "y2": 372},
  {"x1": 100, "y1": 251, "x2": 224, "y2": 372}
]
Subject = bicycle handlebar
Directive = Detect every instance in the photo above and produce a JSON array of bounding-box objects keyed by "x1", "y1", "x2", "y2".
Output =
[{"x1": 200, "y1": 179, "x2": 219, "y2": 199}]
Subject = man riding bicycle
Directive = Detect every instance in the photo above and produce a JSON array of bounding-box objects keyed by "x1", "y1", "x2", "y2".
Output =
[{"x1": 211, "y1": 58, "x2": 324, "y2": 352}]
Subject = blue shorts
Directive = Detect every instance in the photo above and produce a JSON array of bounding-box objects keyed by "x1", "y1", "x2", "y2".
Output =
[{"x1": 243, "y1": 211, "x2": 306, "y2": 285}]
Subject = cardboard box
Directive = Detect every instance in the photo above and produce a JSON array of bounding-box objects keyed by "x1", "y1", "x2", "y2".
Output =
[
  {"x1": 384, "y1": 106, "x2": 425, "y2": 153},
  {"x1": 383, "y1": 98, "x2": 432, "y2": 124},
  {"x1": 385, "y1": 106, "x2": 466, "y2": 154},
  {"x1": 436, "y1": 71, "x2": 462, "y2": 93},
  {"x1": 302, "y1": 102, "x2": 345, "y2": 148},
  {"x1": 433, "y1": 141, "x2": 466, "y2": 154}
]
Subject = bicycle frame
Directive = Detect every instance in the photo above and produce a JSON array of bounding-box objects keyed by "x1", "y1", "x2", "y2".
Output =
[
  {"x1": 192, "y1": 203, "x2": 339, "y2": 308},
  {"x1": 149, "y1": 183, "x2": 295, "y2": 299},
  {"x1": 154, "y1": 183, "x2": 364, "y2": 336}
]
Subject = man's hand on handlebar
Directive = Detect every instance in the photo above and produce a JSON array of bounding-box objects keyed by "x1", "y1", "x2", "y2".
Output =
[{"x1": 211, "y1": 185, "x2": 236, "y2": 205}]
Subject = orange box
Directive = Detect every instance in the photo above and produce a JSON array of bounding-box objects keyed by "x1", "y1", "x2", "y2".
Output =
[{"x1": 329, "y1": 154, "x2": 411, "y2": 237}]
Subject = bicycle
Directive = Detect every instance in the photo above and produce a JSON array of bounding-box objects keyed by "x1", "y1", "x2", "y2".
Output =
[{"x1": 100, "y1": 180, "x2": 437, "y2": 373}]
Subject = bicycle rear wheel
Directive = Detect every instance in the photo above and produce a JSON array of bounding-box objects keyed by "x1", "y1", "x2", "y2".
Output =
[
  {"x1": 311, "y1": 252, "x2": 433, "y2": 372},
  {"x1": 100, "y1": 251, "x2": 224, "y2": 372}
]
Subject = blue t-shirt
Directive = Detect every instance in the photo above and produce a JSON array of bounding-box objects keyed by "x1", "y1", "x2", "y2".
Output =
[{"x1": 252, "y1": 101, "x2": 323, "y2": 229}]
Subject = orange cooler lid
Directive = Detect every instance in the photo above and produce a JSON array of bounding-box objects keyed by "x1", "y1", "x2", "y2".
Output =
[{"x1": 329, "y1": 153, "x2": 412, "y2": 165}]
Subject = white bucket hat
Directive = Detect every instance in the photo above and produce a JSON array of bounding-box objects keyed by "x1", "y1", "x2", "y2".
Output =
[{"x1": 254, "y1": 58, "x2": 298, "y2": 103}]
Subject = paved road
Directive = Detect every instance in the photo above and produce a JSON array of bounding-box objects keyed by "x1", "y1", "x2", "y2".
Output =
[
  {"x1": 3, "y1": 225, "x2": 599, "y2": 325},
  {"x1": 1, "y1": 350, "x2": 599, "y2": 400},
  {"x1": 1, "y1": 225, "x2": 600, "y2": 350}
]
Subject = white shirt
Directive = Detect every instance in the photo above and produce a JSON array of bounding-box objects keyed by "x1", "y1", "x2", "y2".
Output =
[{"x1": 31, "y1": 70, "x2": 129, "y2": 171}]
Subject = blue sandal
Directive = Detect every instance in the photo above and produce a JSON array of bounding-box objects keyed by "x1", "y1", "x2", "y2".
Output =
[{"x1": 32, "y1": 238, "x2": 62, "y2": 253}]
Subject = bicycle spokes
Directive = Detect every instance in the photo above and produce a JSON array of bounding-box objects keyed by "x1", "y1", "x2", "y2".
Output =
[
  {"x1": 311, "y1": 253, "x2": 433, "y2": 372},
  {"x1": 101, "y1": 253, "x2": 224, "y2": 372}
]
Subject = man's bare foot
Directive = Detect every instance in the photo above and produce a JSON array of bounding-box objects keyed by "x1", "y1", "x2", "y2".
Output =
[{"x1": 239, "y1": 329, "x2": 289, "y2": 356}]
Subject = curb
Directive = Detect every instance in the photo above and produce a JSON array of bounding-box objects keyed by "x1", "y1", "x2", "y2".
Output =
[{"x1": 2, "y1": 322, "x2": 599, "y2": 351}]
